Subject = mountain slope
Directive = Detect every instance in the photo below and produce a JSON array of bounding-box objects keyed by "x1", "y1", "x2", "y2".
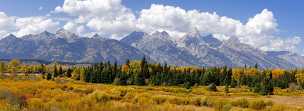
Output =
[
  {"x1": 121, "y1": 31, "x2": 201, "y2": 66},
  {"x1": 266, "y1": 51, "x2": 304, "y2": 68},
  {"x1": 219, "y1": 37, "x2": 295, "y2": 68},
  {"x1": 177, "y1": 32, "x2": 233, "y2": 67},
  {"x1": 0, "y1": 31, "x2": 145, "y2": 64},
  {"x1": 123, "y1": 31, "x2": 297, "y2": 68},
  {"x1": 0, "y1": 30, "x2": 302, "y2": 68}
]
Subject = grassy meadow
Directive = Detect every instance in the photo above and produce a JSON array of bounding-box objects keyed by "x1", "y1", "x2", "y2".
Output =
[{"x1": 0, "y1": 75, "x2": 304, "y2": 111}]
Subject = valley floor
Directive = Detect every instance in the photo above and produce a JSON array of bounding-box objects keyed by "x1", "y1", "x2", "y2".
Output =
[{"x1": 0, "y1": 75, "x2": 304, "y2": 111}]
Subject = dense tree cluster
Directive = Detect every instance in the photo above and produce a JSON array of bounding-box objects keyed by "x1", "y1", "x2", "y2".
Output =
[
  {"x1": 1, "y1": 58, "x2": 304, "y2": 95},
  {"x1": 0, "y1": 59, "x2": 47, "y2": 75},
  {"x1": 62, "y1": 58, "x2": 300, "y2": 95}
]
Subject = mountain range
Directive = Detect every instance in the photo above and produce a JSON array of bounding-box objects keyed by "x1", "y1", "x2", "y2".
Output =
[{"x1": 0, "y1": 29, "x2": 303, "y2": 68}]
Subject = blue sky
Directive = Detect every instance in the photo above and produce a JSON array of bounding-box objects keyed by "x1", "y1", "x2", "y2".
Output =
[
  {"x1": 126, "y1": 0, "x2": 302, "y2": 37},
  {"x1": 0, "y1": 0, "x2": 302, "y2": 37},
  {"x1": 0, "y1": 0, "x2": 303, "y2": 54}
]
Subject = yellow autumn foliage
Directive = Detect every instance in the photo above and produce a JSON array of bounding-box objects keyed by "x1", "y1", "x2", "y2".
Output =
[
  {"x1": 232, "y1": 68, "x2": 243, "y2": 81},
  {"x1": 0, "y1": 77, "x2": 303, "y2": 111},
  {"x1": 272, "y1": 69, "x2": 285, "y2": 79}
]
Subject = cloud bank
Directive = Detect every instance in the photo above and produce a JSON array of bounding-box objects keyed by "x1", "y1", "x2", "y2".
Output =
[
  {"x1": 0, "y1": 12, "x2": 59, "y2": 37},
  {"x1": 55, "y1": 0, "x2": 137, "y2": 38},
  {"x1": 0, "y1": 0, "x2": 301, "y2": 53}
]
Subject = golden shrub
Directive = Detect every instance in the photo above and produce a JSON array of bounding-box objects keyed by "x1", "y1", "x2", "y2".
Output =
[
  {"x1": 272, "y1": 69, "x2": 285, "y2": 79},
  {"x1": 295, "y1": 72, "x2": 304, "y2": 87}
]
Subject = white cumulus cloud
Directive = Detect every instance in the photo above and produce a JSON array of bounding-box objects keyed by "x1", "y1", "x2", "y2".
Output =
[
  {"x1": 0, "y1": 12, "x2": 16, "y2": 38},
  {"x1": 137, "y1": 4, "x2": 244, "y2": 38},
  {"x1": 63, "y1": 21, "x2": 86, "y2": 36},
  {"x1": 0, "y1": 0, "x2": 302, "y2": 54},
  {"x1": 245, "y1": 9, "x2": 277, "y2": 35},
  {"x1": 55, "y1": 0, "x2": 137, "y2": 39},
  {"x1": 0, "y1": 12, "x2": 60, "y2": 38},
  {"x1": 15, "y1": 17, "x2": 59, "y2": 36},
  {"x1": 137, "y1": 4, "x2": 191, "y2": 37},
  {"x1": 136, "y1": 4, "x2": 301, "y2": 53}
]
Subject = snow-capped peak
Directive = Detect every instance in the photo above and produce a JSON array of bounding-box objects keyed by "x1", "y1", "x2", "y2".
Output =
[
  {"x1": 6, "y1": 34, "x2": 16, "y2": 38},
  {"x1": 56, "y1": 29, "x2": 78, "y2": 39},
  {"x1": 226, "y1": 36, "x2": 241, "y2": 44},
  {"x1": 1, "y1": 34, "x2": 17, "y2": 40}
]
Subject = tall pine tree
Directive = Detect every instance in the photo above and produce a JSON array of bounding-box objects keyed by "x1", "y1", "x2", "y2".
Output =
[
  {"x1": 134, "y1": 57, "x2": 147, "y2": 85},
  {"x1": 53, "y1": 64, "x2": 59, "y2": 77}
]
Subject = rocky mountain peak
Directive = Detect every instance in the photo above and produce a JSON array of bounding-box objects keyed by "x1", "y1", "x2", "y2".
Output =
[
  {"x1": 201, "y1": 34, "x2": 222, "y2": 48},
  {"x1": 152, "y1": 31, "x2": 170, "y2": 37},
  {"x1": 0, "y1": 30, "x2": 302, "y2": 69},
  {"x1": 56, "y1": 29, "x2": 77, "y2": 39},
  {"x1": 150, "y1": 31, "x2": 172, "y2": 42},
  {"x1": 92, "y1": 34, "x2": 100, "y2": 38},
  {"x1": 160, "y1": 31, "x2": 170, "y2": 37},
  {"x1": 224, "y1": 36, "x2": 241, "y2": 46},
  {"x1": 178, "y1": 30, "x2": 222, "y2": 48},
  {"x1": 91, "y1": 33, "x2": 108, "y2": 40},
  {"x1": 40, "y1": 31, "x2": 54, "y2": 37},
  {"x1": 6, "y1": 34, "x2": 17, "y2": 38},
  {"x1": 2, "y1": 34, "x2": 17, "y2": 41},
  {"x1": 121, "y1": 31, "x2": 146, "y2": 45}
]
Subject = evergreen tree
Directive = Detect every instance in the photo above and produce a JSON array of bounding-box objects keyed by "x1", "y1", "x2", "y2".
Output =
[
  {"x1": 113, "y1": 61, "x2": 118, "y2": 76},
  {"x1": 68, "y1": 60, "x2": 297, "y2": 96},
  {"x1": 149, "y1": 73, "x2": 162, "y2": 85},
  {"x1": 65, "y1": 68, "x2": 72, "y2": 78},
  {"x1": 134, "y1": 72, "x2": 145, "y2": 85},
  {"x1": 0, "y1": 62, "x2": 5, "y2": 76},
  {"x1": 59, "y1": 66, "x2": 63, "y2": 76},
  {"x1": 140, "y1": 56, "x2": 149, "y2": 78},
  {"x1": 53, "y1": 64, "x2": 59, "y2": 77},
  {"x1": 46, "y1": 73, "x2": 52, "y2": 80},
  {"x1": 223, "y1": 66, "x2": 232, "y2": 86},
  {"x1": 134, "y1": 57, "x2": 148, "y2": 85},
  {"x1": 113, "y1": 73, "x2": 128, "y2": 85},
  {"x1": 258, "y1": 70, "x2": 274, "y2": 95},
  {"x1": 254, "y1": 63, "x2": 259, "y2": 69},
  {"x1": 202, "y1": 70, "x2": 216, "y2": 85}
]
